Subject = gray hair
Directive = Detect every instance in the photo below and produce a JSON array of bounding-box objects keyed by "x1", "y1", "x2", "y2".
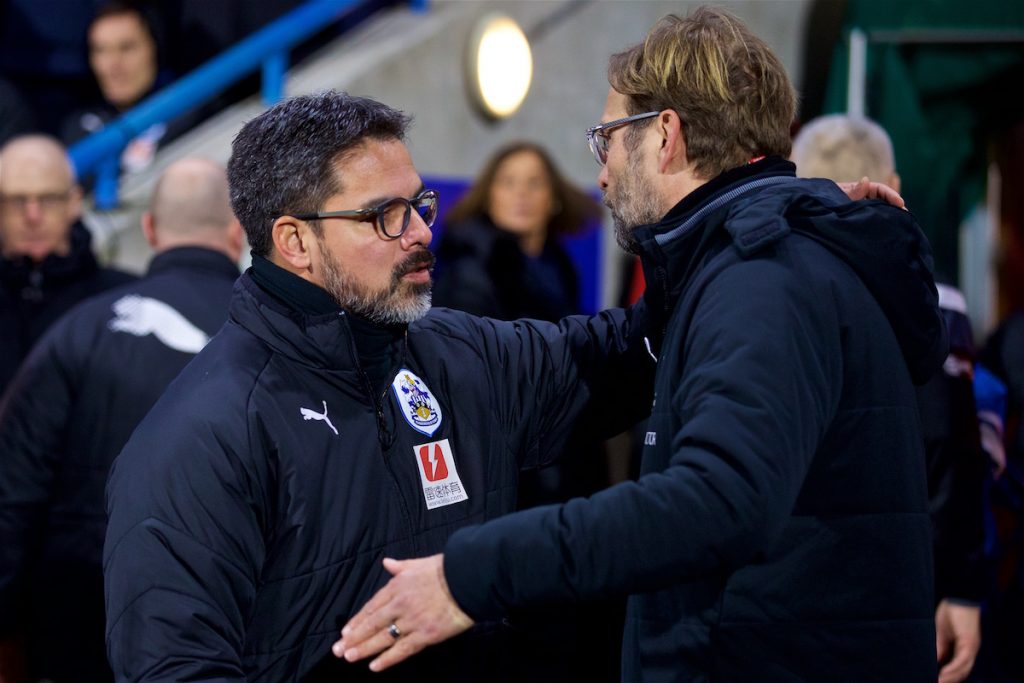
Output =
[
  {"x1": 791, "y1": 114, "x2": 895, "y2": 183},
  {"x1": 227, "y1": 91, "x2": 412, "y2": 257}
]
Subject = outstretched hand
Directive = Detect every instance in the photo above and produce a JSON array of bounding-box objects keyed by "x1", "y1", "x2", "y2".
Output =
[
  {"x1": 333, "y1": 554, "x2": 474, "y2": 672},
  {"x1": 838, "y1": 176, "x2": 906, "y2": 209}
]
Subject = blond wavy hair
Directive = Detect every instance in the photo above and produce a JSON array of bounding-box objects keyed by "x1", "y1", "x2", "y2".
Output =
[{"x1": 608, "y1": 7, "x2": 797, "y2": 179}]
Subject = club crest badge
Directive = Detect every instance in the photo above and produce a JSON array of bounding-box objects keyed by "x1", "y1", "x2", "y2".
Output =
[{"x1": 391, "y1": 369, "x2": 443, "y2": 436}]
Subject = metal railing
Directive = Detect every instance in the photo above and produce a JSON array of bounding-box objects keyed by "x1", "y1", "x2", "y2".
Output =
[{"x1": 70, "y1": 0, "x2": 428, "y2": 210}]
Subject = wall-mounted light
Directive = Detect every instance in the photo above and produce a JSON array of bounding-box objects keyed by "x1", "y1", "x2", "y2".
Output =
[{"x1": 465, "y1": 14, "x2": 532, "y2": 120}]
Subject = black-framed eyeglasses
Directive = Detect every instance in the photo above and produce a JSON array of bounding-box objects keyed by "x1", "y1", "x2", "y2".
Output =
[
  {"x1": 585, "y1": 111, "x2": 659, "y2": 166},
  {"x1": 289, "y1": 189, "x2": 439, "y2": 239}
]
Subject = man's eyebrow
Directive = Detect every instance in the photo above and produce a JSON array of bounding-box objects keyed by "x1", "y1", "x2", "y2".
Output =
[{"x1": 358, "y1": 185, "x2": 426, "y2": 210}]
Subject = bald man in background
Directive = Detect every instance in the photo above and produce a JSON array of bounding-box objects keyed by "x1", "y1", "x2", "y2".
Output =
[
  {"x1": 0, "y1": 134, "x2": 135, "y2": 395},
  {"x1": 792, "y1": 114, "x2": 985, "y2": 683},
  {"x1": 0, "y1": 158, "x2": 242, "y2": 683}
]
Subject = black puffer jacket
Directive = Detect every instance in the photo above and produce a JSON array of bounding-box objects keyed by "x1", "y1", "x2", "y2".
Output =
[
  {"x1": 444, "y1": 158, "x2": 947, "y2": 682},
  {"x1": 0, "y1": 247, "x2": 238, "y2": 683},
  {"x1": 434, "y1": 217, "x2": 580, "y2": 322},
  {"x1": 0, "y1": 222, "x2": 135, "y2": 394},
  {"x1": 103, "y1": 272, "x2": 655, "y2": 682}
]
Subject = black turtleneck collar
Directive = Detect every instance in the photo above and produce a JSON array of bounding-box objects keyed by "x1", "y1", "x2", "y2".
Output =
[
  {"x1": 249, "y1": 254, "x2": 405, "y2": 397},
  {"x1": 250, "y1": 254, "x2": 339, "y2": 316},
  {"x1": 660, "y1": 156, "x2": 795, "y2": 226}
]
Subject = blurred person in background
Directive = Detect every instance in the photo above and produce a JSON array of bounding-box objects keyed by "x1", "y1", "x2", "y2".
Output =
[
  {"x1": 61, "y1": 1, "x2": 192, "y2": 174},
  {"x1": 792, "y1": 112, "x2": 985, "y2": 683},
  {"x1": 0, "y1": 157, "x2": 241, "y2": 683},
  {"x1": 434, "y1": 142, "x2": 600, "y2": 323},
  {"x1": 0, "y1": 134, "x2": 134, "y2": 396},
  {"x1": 433, "y1": 142, "x2": 621, "y2": 680},
  {"x1": 977, "y1": 311, "x2": 1024, "y2": 682}
]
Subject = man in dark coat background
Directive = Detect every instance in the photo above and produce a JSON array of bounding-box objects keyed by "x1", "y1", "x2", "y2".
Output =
[
  {"x1": 792, "y1": 113, "x2": 986, "y2": 683},
  {"x1": 0, "y1": 134, "x2": 135, "y2": 395},
  {"x1": 0, "y1": 157, "x2": 241, "y2": 683},
  {"x1": 337, "y1": 8, "x2": 948, "y2": 682}
]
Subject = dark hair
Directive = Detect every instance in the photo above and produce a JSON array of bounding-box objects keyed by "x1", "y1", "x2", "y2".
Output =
[
  {"x1": 445, "y1": 141, "x2": 602, "y2": 238},
  {"x1": 90, "y1": 0, "x2": 164, "y2": 54},
  {"x1": 227, "y1": 91, "x2": 412, "y2": 257}
]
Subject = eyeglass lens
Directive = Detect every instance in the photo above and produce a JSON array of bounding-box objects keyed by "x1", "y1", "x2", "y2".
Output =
[{"x1": 378, "y1": 193, "x2": 438, "y2": 238}]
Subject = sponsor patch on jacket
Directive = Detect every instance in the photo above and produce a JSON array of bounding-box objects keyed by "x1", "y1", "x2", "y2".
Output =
[
  {"x1": 392, "y1": 369, "x2": 443, "y2": 436},
  {"x1": 413, "y1": 439, "x2": 468, "y2": 509}
]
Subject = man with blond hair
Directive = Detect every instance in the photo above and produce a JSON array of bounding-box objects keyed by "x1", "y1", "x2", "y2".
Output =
[
  {"x1": 0, "y1": 158, "x2": 241, "y2": 683},
  {"x1": 338, "y1": 8, "x2": 946, "y2": 681}
]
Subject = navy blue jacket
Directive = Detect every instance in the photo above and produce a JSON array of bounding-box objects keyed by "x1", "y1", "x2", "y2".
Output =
[
  {"x1": 443, "y1": 159, "x2": 947, "y2": 682},
  {"x1": 102, "y1": 273, "x2": 655, "y2": 681},
  {"x1": 0, "y1": 247, "x2": 238, "y2": 683},
  {"x1": 0, "y1": 222, "x2": 136, "y2": 394}
]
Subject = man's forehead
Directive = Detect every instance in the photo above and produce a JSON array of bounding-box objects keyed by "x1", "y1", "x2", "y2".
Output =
[
  {"x1": 332, "y1": 139, "x2": 420, "y2": 191},
  {"x1": 0, "y1": 144, "x2": 74, "y2": 191},
  {"x1": 90, "y1": 13, "x2": 148, "y2": 43}
]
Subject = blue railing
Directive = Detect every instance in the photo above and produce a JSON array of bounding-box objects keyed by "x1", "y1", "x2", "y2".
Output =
[{"x1": 70, "y1": 0, "x2": 428, "y2": 210}]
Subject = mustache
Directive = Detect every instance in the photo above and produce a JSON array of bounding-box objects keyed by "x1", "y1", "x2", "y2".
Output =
[{"x1": 396, "y1": 249, "x2": 435, "y2": 276}]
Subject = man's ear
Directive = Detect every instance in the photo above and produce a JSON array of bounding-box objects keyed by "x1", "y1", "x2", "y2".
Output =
[
  {"x1": 655, "y1": 109, "x2": 687, "y2": 175},
  {"x1": 67, "y1": 184, "x2": 84, "y2": 222},
  {"x1": 226, "y1": 218, "x2": 244, "y2": 263},
  {"x1": 271, "y1": 216, "x2": 314, "y2": 270},
  {"x1": 141, "y1": 211, "x2": 158, "y2": 249}
]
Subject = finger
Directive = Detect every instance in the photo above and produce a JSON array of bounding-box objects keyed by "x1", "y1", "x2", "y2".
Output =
[
  {"x1": 938, "y1": 643, "x2": 978, "y2": 683},
  {"x1": 342, "y1": 586, "x2": 398, "y2": 639},
  {"x1": 936, "y1": 631, "x2": 950, "y2": 663},
  {"x1": 368, "y1": 632, "x2": 430, "y2": 672},
  {"x1": 342, "y1": 625, "x2": 404, "y2": 663}
]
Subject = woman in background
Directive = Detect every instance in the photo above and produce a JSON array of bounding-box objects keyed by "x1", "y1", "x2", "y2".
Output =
[
  {"x1": 434, "y1": 143, "x2": 621, "y2": 682},
  {"x1": 434, "y1": 141, "x2": 601, "y2": 322}
]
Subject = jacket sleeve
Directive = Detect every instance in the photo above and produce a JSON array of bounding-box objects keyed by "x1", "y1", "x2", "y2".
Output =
[
  {"x1": 462, "y1": 297, "x2": 657, "y2": 471},
  {"x1": 444, "y1": 258, "x2": 842, "y2": 618},
  {"x1": 0, "y1": 324, "x2": 79, "y2": 637},
  {"x1": 103, "y1": 396, "x2": 267, "y2": 682}
]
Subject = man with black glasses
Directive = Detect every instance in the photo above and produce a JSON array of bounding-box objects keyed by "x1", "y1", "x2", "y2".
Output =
[
  {"x1": 102, "y1": 91, "x2": 658, "y2": 682},
  {"x1": 337, "y1": 8, "x2": 947, "y2": 682},
  {"x1": 0, "y1": 134, "x2": 134, "y2": 395}
]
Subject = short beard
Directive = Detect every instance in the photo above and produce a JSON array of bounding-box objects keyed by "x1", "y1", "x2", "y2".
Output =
[
  {"x1": 605, "y1": 141, "x2": 663, "y2": 255},
  {"x1": 321, "y1": 245, "x2": 434, "y2": 325}
]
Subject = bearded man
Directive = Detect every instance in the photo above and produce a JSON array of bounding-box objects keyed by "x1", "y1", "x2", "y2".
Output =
[
  {"x1": 337, "y1": 8, "x2": 947, "y2": 682},
  {"x1": 101, "y1": 91, "x2": 658, "y2": 682}
]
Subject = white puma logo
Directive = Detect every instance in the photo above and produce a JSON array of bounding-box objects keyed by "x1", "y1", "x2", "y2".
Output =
[
  {"x1": 108, "y1": 295, "x2": 209, "y2": 354},
  {"x1": 300, "y1": 400, "x2": 338, "y2": 436}
]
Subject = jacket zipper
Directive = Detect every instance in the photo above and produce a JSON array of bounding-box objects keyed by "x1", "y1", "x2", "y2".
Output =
[{"x1": 339, "y1": 313, "x2": 416, "y2": 544}]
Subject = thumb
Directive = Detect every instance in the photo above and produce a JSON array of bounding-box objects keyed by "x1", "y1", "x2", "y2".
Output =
[{"x1": 382, "y1": 557, "x2": 406, "y2": 575}]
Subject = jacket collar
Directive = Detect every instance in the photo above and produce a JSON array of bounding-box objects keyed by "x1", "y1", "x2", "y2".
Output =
[
  {"x1": 633, "y1": 157, "x2": 796, "y2": 293},
  {"x1": 0, "y1": 221, "x2": 99, "y2": 290},
  {"x1": 231, "y1": 272, "x2": 360, "y2": 371},
  {"x1": 146, "y1": 246, "x2": 239, "y2": 280}
]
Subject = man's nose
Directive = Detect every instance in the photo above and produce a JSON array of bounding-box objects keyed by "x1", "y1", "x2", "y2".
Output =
[
  {"x1": 597, "y1": 164, "x2": 610, "y2": 191},
  {"x1": 402, "y1": 210, "x2": 433, "y2": 249},
  {"x1": 23, "y1": 197, "x2": 44, "y2": 222}
]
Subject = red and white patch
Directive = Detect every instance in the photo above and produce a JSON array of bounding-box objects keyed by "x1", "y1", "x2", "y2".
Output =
[{"x1": 413, "y1": 438, "x2": 468, "y2": 510}]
